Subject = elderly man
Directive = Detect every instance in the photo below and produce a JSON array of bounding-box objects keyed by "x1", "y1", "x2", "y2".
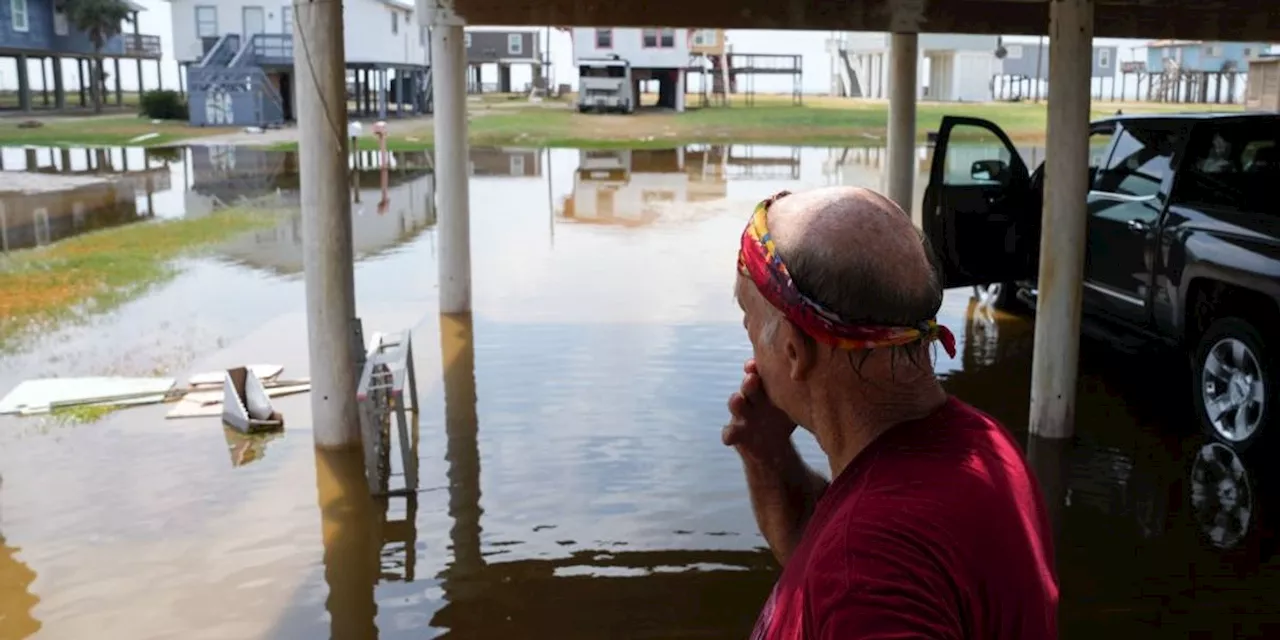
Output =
[{"x1": 726, "y1": 187, "x2": 1058, "y2": 639}]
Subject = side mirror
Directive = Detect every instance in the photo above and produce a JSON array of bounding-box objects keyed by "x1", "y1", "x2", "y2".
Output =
[
  {"x1": 970, "y1": 159, "x2": 1008, "y2": 183},
  {"x1": 1087, "y1": 166, "x2": 1099, "y2": 187}
]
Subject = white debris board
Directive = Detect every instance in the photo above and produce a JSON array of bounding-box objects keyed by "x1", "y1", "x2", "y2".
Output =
[{"x1": 0, "y1": 377, "x2": 176, "y2": 415}]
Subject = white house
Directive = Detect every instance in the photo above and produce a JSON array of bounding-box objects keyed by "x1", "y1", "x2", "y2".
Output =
[
  {"x1": 831, "y1": 33, "x2": 999, "y2": 102},
  {"x1": 167, "y1": 0, "x2": 427, "y2": 66},
  {"x1": 571, "y1": 27, "x2": 689, "y2": 111}
]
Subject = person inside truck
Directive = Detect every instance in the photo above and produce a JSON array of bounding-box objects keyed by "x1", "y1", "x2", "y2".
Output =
[
  {"x1": 1197, "y1": 133, "x2": 1235, "y2": 174},
  {"x1": 726, "y1": 186, "x2": 1058, "y2": 639}
]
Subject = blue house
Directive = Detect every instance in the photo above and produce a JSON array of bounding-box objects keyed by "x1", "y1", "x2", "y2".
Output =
[
  {"x1": 1, "y1": 0, "x2": 164, "y2": 111},
  {"x1": 1145, "y1": 40, "x2": 1267, "y2": 72}
]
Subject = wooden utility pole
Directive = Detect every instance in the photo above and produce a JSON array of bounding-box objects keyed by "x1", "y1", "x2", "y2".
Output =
[
  {"x1": 1030, "y1": 0, "x2": 1094, "y2": 439},
  {"x1": 294, "y1": 0, "x2": 362, "y2": 448}
]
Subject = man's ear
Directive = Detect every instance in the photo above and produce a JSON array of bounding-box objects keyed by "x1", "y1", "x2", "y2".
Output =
[{"x1": 782, "y1": 321, "x2": 816, "y2": 382}]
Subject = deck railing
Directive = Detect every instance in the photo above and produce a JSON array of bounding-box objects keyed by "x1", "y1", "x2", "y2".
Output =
[{"x1": 123, "y1": 33, "x2": 163, "y2": 58}]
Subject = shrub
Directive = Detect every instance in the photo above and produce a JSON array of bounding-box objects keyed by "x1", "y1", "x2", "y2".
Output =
[{"x1": 139, "y1": 90, "x2": 189, "y2": 121}]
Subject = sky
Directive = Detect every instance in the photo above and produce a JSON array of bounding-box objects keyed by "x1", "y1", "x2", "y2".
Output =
[{"x1": 0, "y1": 2, "x2": 1256, "y2": 95}]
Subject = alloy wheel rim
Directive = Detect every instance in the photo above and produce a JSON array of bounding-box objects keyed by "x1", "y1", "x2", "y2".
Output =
[{"x1": 1201, "y1": 337, "x2": 1265, "y2": 443}]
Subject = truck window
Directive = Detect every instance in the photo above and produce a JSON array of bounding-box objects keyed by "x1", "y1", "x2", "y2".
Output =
[
  {"x1": 1093, "y1": 123, "x2": 1179, "y2": 198},
  {"x1": 580, "y1": 65, "x2": 626, "y2": 78},
  {"x1": 1175, "y1": 119, "x2": 1280, "y2": 211}
]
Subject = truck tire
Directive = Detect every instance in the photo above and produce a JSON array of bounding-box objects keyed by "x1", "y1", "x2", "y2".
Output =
[{"x1": 1192, "y1": 317, "x2": 1274, "y2": 452}]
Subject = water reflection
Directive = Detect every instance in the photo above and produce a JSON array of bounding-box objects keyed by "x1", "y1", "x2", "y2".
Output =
[
  {"x1": 0, "y1": 533, "x2": 40, "y2": 639},
  {"x1": 439, "y1": 312, "x2": 483, "y2": 596},
  {"x1": 315, "y1": 447, "x2": 383, "y2": 640},
  {"x1": 2, "y1": 144, "x2": 1279, "y2": 638}
]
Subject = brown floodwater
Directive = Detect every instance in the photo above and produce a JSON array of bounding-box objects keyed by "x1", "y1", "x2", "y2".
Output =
[{"x1": 1, "y1": 145, "x2": 1279, "y2": 639}]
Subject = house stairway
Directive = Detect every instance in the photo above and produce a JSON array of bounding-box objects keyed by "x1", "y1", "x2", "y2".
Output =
[{"x1": 186, "y1": 34, "x2": 290, "y2": 127}]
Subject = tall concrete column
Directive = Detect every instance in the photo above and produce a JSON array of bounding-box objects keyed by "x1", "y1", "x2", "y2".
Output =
[
  {"x1": 294, "y1": 0, "x2": 361, "y2": 448},
  {"x1": 1030, "y1": 0, "x2": 1094, "y2": 439},
  {"x1": 886, "y1": 32, "x2": 918, "y2": 214},
  {"x1": 430, "y1": 6, "x2": 472, "y2": 314}
]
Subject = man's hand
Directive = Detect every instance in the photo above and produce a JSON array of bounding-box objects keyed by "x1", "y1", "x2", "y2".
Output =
[{"x1": 723, "y1": 359, "x2": 797, "y2": 463}]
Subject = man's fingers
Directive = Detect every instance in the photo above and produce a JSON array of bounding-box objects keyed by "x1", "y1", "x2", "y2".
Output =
[
  {"x1": 727, "y1": 391, "x2": 748, "y2": 417},
  {"x1": 744, "y1": 359, "x2": 758, "y2": 375},
  {"x1": 742, "y1": 372, "x2": 762, "y2": 400},
  {"x1": 722, "y1": 422, "x2": 738, "y2": 446}
]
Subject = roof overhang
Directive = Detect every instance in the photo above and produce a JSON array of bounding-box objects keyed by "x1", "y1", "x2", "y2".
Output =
[{"x1": 448, "y1": 0, "x2": 1280, "y2": 41}]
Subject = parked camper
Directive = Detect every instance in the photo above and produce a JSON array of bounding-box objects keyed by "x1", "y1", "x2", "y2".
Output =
[{"x1": 578, "y1": 56, "x2": 635, "y2": 114}]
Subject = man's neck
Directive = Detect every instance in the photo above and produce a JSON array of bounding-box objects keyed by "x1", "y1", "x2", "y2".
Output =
[{"x1": 811, "y1": 380, "x2": 949, "y2": 479}]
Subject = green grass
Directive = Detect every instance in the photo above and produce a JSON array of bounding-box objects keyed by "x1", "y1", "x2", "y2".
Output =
[
  {"x1": 0, "y1": 114, "x2": 233, "y2": 147},
  {"x1": 50, "y1": 403, "x2": 122, "y2": 424},
  {"x1": 266, "y1": 97, "x2": 1242, "y2": 151},
  {"x1": 0, "y1": 205, "x2": 285, "y2": 352}
]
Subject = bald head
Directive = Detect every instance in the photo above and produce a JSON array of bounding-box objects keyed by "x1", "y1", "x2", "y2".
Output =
[{"x1": 766, "y1": 186, "x2": 942, "y2": 328}]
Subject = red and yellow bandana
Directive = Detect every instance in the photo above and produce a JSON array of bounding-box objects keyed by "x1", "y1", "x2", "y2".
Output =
[{"x1": 737, "y1": 190, "x2": 957, "y2": 358}]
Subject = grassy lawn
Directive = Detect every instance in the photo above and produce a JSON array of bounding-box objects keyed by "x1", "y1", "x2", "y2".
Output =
[
  {"x1": 4, "y1": 95, "x2": 1242, "y2": 150},
  {"x1": 0, "y1": 114, "x2": 234, "y2": 147},
  {"x1": 0, "y1": 205, "x2": 284, "y2": 352},
  {"x1": 276, "y1": 95, "x2": 1242, "y2": 151}
]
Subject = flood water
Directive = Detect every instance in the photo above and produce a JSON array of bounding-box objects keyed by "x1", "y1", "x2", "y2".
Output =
[{"x1": 1, "y1": 143, "x2": 1279, "y2": 639}]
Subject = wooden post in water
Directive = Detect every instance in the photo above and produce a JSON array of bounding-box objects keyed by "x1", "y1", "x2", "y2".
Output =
[
  {"x1": 1030, "y1": 0, "x2": 1094, "y2": 439},
  {"x1": 886, "y1": 31, "x2": 918, "y2": 215},
  {"x1": 294, "y1": 0, "x2": 361, "y2": 448},
  {"x1": 429, "y1": 1, "x2": 472, "y2": 314}
]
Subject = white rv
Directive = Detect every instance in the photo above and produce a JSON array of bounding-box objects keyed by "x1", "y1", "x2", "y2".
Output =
[{"x1": 578, "y1": 56, "x2": 635, "y2": 114}]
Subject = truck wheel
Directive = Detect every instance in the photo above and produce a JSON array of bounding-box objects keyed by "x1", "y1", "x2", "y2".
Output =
[{"x1": 1192, "y1": 317, "x2": 1273, "y2": 452}]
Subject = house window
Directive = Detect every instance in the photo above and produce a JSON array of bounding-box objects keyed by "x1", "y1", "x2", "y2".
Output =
[
  {"x1": 692, "y1": 29, "x2": 715, "y2": 47},
  {"x1": 1206, "y1": 45, "x2": 1223, "y2": 57},
  {"x1": 1005, "y1": 45, "x2": 1023, "y2": 59},
  {"x1": 508, "y1": 33, "x2": 522, "y2": 55},
  {"x1": 11, "y1": 0, "x2": 29, "y2": 32},
  {"x1": 195, "y1": 6, "x2": 218, "y2": 38},
  {"x1": 642, "y1": 28, "x2": 658, "y2": 48},
  {"x1": 1098, "y1": 48, "x2": 1111, "y2": 68},
  {"x1": 281, "y1": 6, "x2": 292, "y2": 34},
  {"x1": 391, "y1": 11, "x2": 398, "y2": 34},
  {"x1": 660, "y1": 28, "x2": 675, "y2": 48},
  {"x1": 1244, "y1": 47, "x2": 1254, "y2": 57},
  {"x1": 464, "y1": 32, "x2": 471, "y2": 48},
  {"x1": 594, "y1": 28, "x2": 611, "y2": 49},
  {"x1": 53, "y1": 6, "x2": 69, "y2": 35}
]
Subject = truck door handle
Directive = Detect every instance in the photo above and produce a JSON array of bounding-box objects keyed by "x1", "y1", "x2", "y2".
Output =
[{"x1": 1126, "y1": 218, "x2": 1150, "y2": 233}]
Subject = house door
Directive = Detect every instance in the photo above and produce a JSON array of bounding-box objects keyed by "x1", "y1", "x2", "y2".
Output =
[{"x1": 242, "y1": 7, "x2": 266, "y2": 39}]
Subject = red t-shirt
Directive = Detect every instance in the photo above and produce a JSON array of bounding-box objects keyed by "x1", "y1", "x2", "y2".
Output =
[{"x1": 750, "y1": 397, "x2": 1058, "y2": 640}]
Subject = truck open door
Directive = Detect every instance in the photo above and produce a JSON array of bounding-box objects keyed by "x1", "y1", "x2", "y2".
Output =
[{"x1": 922, "y1": 116, "x2": 1038, "y2": 289}]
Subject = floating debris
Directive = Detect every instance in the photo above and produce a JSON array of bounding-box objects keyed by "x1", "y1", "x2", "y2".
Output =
[
  {"x1": 0, "y1": 377, "x2": 176, "y2": 415},
  {"x1": 221, "y1": 366, "x2": 284, "y2": 433},
  {"x1": 188, "y1": 364, "x2": 283, "y2": 388}
]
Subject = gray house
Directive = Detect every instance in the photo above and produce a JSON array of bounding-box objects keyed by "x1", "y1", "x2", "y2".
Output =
[
  {"x1": 998, "y1": 41, "x2": 1117, "y2": 79},
  {"x1": 464, "y1": 30, "x2": 544, "y2": 93}
]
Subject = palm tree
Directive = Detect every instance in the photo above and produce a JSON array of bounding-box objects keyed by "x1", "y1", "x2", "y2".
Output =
[{"x1": 58, "y1": 0, "x2": 132, "y2": 114}]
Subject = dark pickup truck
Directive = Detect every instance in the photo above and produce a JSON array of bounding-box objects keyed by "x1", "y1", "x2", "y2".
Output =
[{"x1": 922, "y1": 112, "x2": 1280, "y2": 451}]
